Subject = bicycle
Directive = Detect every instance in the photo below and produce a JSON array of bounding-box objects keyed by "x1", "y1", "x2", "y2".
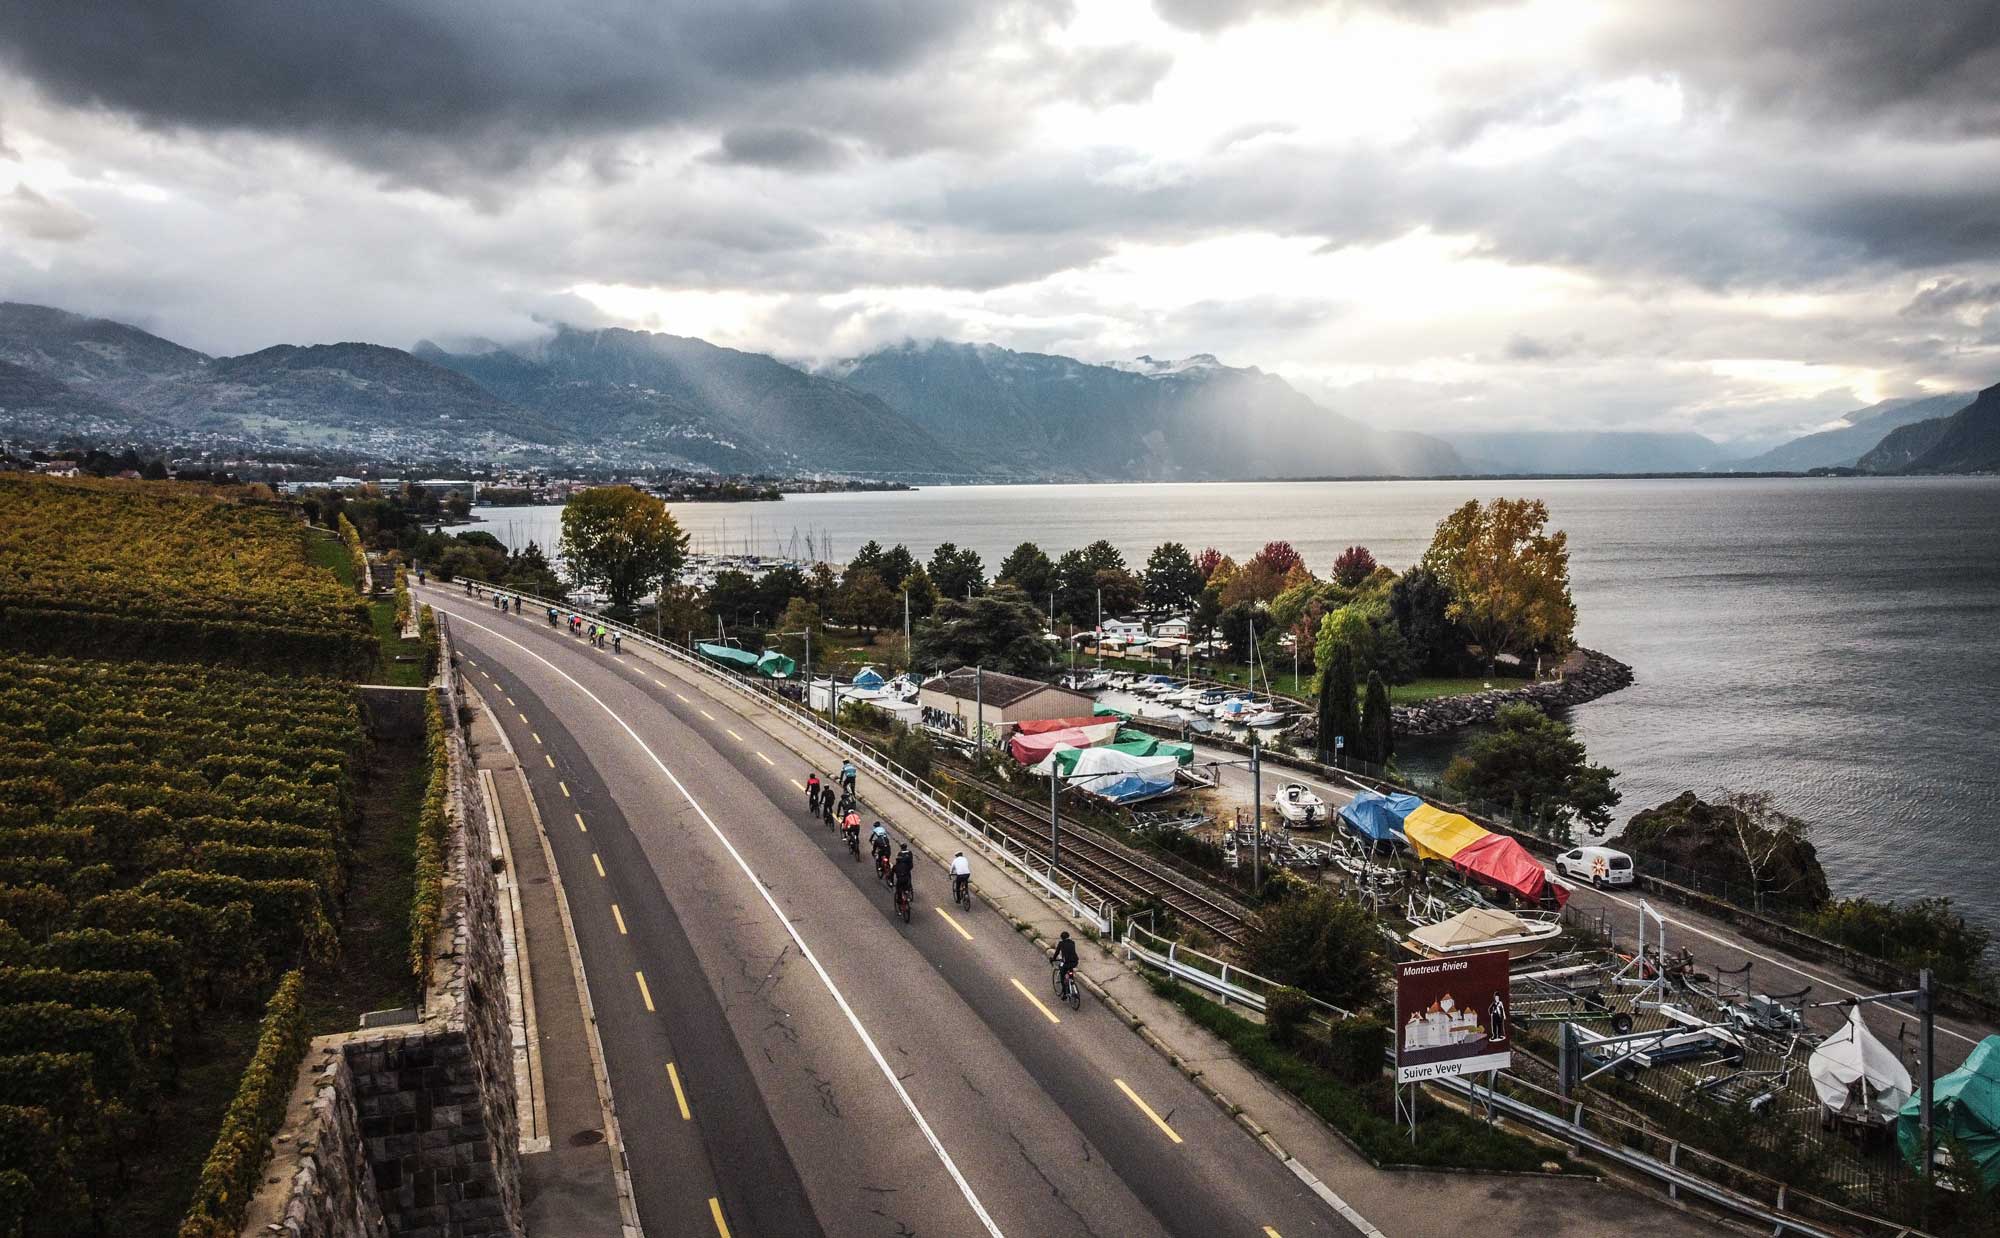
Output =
[
  {"x1": 845, "y1": 822, "x2": 861, "y2": 860},
  {"x1": 1051, "y1": 960, "x2": 1081, "y2": 1010},
  {"x1": 875, "y1": 848, "x2": 894, "y2": 885},
  {"x1": 952, "y1": 873, "x2": 971, "y2": 911},
  {"x1": 895, "y1": 884, "x2": 912, "y2": 923}
]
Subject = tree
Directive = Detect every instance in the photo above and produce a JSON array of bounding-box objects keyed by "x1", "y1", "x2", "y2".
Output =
[
  {"x1": 997, "y1": 542, "x2": 1055, "y2": 602},
  {"x1": 1052, "y1": 549, "x2": 1096, "y2": 626},
  {"x1": 835, "y1": 569, "x2": 898, "y2": 637},
  {"x1": 1316, "y1": 641, "x2": 1358, "y2": 764},
  {"x1": 1315, "y1": 602, "x2": 1414, "y2": 686},
  {"x1": 1360, "y1": 672, "x2": 1394, "y2": 765},
  {"x1": 650, "y1": 583, "x2": 711, "y2": 644},
  {"x1": 757, "y1": 564, "x2": 808, "y2": 617},
  {"x1": 774, "y1": 598, "x2": 825, "y2": 667},
  {"x1": 1244, "y1": 887, "x2": 1386, "y2": 1010},
  {"x1": 1387, "y1": 567, "x2": 1476, "y2": 677},
  {"x1": 1093, "y1": 566, "x2": 1144, "y2": 618},
  {"x1": 1331, "y1": 546, "x2": 1377, "y2": 589},
  {"x1": 1250, "y1": 540, "x2": 1305, "y2": 579},
  {"x1": 928, "y1": 542, "x2": 986, "y2": 600},
  {"x1": 558, "y1": 486, "x2": 690, "y2": 618},
  {"x1": 878, "y1": 544, "x2": 918, "y2": 591},
  {"x1": 1219, "y1": 559, "x2": 1285, "y2": 607},
  {"x1": 849, "y1": 540, "x2": 885, "y2": 577},
  {"x1": 500, "y1": 540, "x2": 567, "y2": 599},
  {"x1": 900, "y1": 563, "x2": 939, "y2": 624},
  {"x1": 1420, "y1": 498, "x2": 1577, "y2": 671},
  {"x1": 911, "y1": 587, "x2": 1055, "y2": 677},
  {"x1": 1716, "y1": 791, "x2": 1818, "y2": 911},
  {"x1": 1142, "y1": 542, "x2": 1203, "y2": 617},
  {"x1": 704, "y1": 570, "x2": 763, "y2": 628},
  {"x1": 1078, "y1": 539, "x2": 1126, "y2": 574},
  {"x1": 1442, "y1": 703, "x2": 1619, "y2": 842},
  {"x1": 1195, "y1": 546, "x2": 1225, "y2": 581},
  {"x1": 807, "y1": 561, "x2": 839, "y2": 608},
  {"x1": 1217, "y1": 601, "x2": 1262, "y2": 664}
]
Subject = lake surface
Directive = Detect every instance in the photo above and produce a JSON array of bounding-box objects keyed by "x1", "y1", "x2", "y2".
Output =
[{"x1": 478, "y1": 477, "x2": 2000, "y2": 934}]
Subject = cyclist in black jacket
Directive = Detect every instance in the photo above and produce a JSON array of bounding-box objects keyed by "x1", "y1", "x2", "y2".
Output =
[
  {"x1": 892, "y1": 843, "x2": 914, "y2": 900},
  {"x1": 1051, "y1": 931, "x2": 1079, "y2": 994}
]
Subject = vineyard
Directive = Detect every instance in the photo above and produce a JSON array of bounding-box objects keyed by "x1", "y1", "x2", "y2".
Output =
[
  {"x1": 0, "y1": 652, "x2": 364, "y2": 1236},
  {"x1": 0, "y1": 476, "x2": 376, "y2": 677}
]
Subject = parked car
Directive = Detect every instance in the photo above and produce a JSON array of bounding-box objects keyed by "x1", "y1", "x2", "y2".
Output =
[{"x1": 1556, "y1": 845, "x2": 1634, "y2": 887}]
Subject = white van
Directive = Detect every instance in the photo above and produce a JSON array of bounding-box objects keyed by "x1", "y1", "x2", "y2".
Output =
[{"x1": 1556, "y1": 845, "x2": 1635, "y2": 887}]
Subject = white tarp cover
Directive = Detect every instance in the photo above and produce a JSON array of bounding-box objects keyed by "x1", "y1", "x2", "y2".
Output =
[
  {"x1": 1029, "y1": 744, "x2": 1180, "y2": 787},
  {"x1": 1408, "y1": 907, "x2": 1533, "y2": 953},
  {"x1": 1810, "y1": 1005, "x2": 1913, "y2": 1122}
]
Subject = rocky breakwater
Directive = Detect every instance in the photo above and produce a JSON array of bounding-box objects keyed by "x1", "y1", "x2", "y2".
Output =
[{"x1": 1392, "y1": 647, "x2": 1634, "y2": 738}]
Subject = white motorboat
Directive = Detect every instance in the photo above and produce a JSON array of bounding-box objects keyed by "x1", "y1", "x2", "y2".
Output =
[
  {"x1": 1060, "y1": 670, "x2": 1112, "y2": 692},
  {"x1": 1272, "y1": 782, "x2": 1328, "y2": 827},
  {"x1": 1213, "y1": 699, "x2": 1254, "y2": 725},
  {"x1": 1405, "y1": 906, "x2": 1565, "y2": 961},
  {"x1": 1246, "y1": 708, "x2": 1291, "y2": 728},
  {"x1": 884, "y1": 674, "x2": 921, "y2": 702}
]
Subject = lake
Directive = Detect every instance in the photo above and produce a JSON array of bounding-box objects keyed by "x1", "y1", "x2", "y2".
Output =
[{"x1": 477, "y1": 477, "x2": 2000, "y2": 935}]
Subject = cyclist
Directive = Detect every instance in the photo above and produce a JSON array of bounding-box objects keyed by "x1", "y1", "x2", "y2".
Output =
[
  {"x1": 949, "y1": 851, "x2": 971, "y2": 906},
  {"x1": 1051, "y1": 931, "x2": 1079, "y2": 999},
  {"x1": 611, "y1": 632, "x2": 622, "y2": 654},
  {"x1": 806, "y1": 772, "x2": 822, "y2": 815},
  {"x1": 821, "y1": 786, "x2": 837, "y2": 829},
  {"x1": 869, "y1": 821, "x2": 890, "y2": 869},
  {"x1": 840, "y1": 759, "x2": 857, "y2": 794},
  {"x1": 837, "y1": 787, "x2": 856, "y2": 819},
  {"x1": 892, "y1": 842, "x2": 914, "y2": 906},
  {"x1": 547, "y1": 607, "x2": 559, "y2": 627}
]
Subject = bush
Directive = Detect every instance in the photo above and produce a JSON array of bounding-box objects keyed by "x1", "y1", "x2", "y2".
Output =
[
  {"x1": 408, "y1": 693, "x2": 451, "y2": 979},
  {"x1": 1319, "y1": 1014, "x2": 1391, "y2": 1084},
  {"x1": 1244, "y1": 887, "x2": 1387, "y2": 1010},
  {"x1": 1266, "y1": 986, "x2": 1313, "y2": 1048},
  {"x1": 177, "y1": 970, "x2": 308, "y2": 1238},
  {"x1": 1804, "y1": 896, "x2": 1993, "y2": 991}
]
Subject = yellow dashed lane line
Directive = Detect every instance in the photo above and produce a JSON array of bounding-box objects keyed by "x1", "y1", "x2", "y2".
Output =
[
  {"x1": 1114, "y1": 1078, "x2": 1183, "y2": 1144},
  {"x1": 1009, "y1": 977, "x2": 1061, "y2": 1025},
  {"x1": 666, "y1": 1062, "x2": 692, "y2": 1120}
]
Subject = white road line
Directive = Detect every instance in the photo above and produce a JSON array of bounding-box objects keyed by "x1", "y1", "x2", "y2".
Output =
[{"x1": 444, "y1": 611, "x2": 1006, "y2": 1237}]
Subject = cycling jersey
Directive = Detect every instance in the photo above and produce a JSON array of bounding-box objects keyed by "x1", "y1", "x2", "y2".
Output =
[
  {"x1": 892, "y1": 852, "x2": 914, "y2": 889},
  {"x1": 950, "y1": 856, "x2": 971, "y2": 878}
]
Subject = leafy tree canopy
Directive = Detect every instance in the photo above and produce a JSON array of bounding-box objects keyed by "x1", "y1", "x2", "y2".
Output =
[
  {"x1": 558, "y1": 486, "x2": 689, "y2": 617},
  {"x1": 911, "y1": 586, "x2": 1055, "y2": 677},
  {"x1": 1331, "y1": 545, "x2": 1377, "y2": 588},
  {"x1": 1443, "y1": 702, "x2": 1619, "y2": 843},
  {"x1": 1142, "y1": 542, "x2": 1203, "y2": 616},
  {"x1": 1420, "y1": 498, "x2": 1577, "y2": 669},
  {"x1": 928, "y1": 542, "x2": 986, "y2": 601},
  {"x1": 997, "y1": 541, "x2": 1055, "y2": 602}
]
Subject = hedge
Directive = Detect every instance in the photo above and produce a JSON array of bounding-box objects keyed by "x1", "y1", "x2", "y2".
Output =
[
  {"x1": 408, "y1": 692, "x2": 450, "y2": 978},
  {"x1": 176, "y1": 970, "x2": 308, "y2": 1238}
]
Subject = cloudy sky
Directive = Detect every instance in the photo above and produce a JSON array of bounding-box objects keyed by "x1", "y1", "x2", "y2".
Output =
[{"x1": 2, "y1": 0, "x2": 1998, "y2": 447}]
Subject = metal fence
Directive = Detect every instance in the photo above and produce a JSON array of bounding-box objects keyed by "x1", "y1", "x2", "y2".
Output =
[{"x1": 1120, "y1": 921, "x2": 1348, "y2": 1021}]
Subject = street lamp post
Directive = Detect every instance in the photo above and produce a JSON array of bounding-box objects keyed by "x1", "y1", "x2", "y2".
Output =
[{"x1": 1250, "y1": 734, "x2": 1262, "y2": 892}]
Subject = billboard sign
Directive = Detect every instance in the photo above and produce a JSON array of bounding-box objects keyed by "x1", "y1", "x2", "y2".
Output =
[{"x1": 1394, "y1": 949, "x2": 1511, "y2": 1083}]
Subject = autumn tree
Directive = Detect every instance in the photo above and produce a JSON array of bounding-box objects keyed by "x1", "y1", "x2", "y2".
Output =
[
  {"x1": 558, "y1": 486, "x2": 689, "y2": 617},
  {"x1": 1420, "y1": 498, "x2": 1577, "y2": 671},
  {"x1": 1219, "y1": 559, "x2": 1285, "y2": 607},
  {"x1": 1142, "y1": 542, "x2": 1203, "y2": 617},
  {"x1": 1195, "y1": 546, "x2": 1226, "y2": 581},
  {"x1": 1250, "y1": 540, "x2": 1306, "y2": 579},
  {"x1": 1331, "y1": 545, "x2": 1377, "y2": 589}
]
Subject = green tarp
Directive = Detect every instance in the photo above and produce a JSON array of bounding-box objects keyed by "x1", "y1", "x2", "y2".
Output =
[
  {"x1": 1093, "y1": 705, "x2": 1130, "y2": 718},
  {"x1": 755, "y1": 650, "x2": 797, "y2": 679},
  {"x1": 1899, "y1": 1035, "x2": 2000, "y2": 1188},
  {"x1": 1109, "y1": 730, "x2": 1195, "y2": 766},
  {"x1": 696, "y1": 642, "x2": 760, "y2": 672}
]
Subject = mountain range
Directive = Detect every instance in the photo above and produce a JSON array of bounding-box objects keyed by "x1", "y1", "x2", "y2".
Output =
[{"x1": 0, "y1": 299, "x2": 1992, "y2": 478}]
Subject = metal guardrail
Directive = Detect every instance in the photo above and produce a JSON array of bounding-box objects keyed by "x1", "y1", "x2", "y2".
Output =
[
  {"x1": 1121, "y1": 921, "x2": 1349, "y2": 1022},
  {"x1": 423, "y1": 582, "x2": 1114, "y2": 934}
]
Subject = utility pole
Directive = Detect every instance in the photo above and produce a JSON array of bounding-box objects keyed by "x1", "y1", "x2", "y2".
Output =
[
  {"x1": 903, "y1": 587, "x2": 911, "y2": 669},
  {"x1": 974, "y1": 665, "x2": 984, "y2": 755},
  {"x1": 1251, "y1": 734, "x2": 1262, "y2": 893},
  {"x1": 1050, "y1": 766, "x2": 1061, "y2": 869}
]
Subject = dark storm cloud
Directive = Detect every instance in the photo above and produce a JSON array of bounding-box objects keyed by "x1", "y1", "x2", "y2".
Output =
[
  {"x1": 0, "y1": 0, "x2": 990, "y2": 174},
  {"x1": 1604, "y1": 2, "x2": 2000, "y2": 136},
  {"x1": 704, "y1": 126, "x2": 851, "y2": 171},
  {"x1": 1902, "y1": 278, "x2": 2000, "y2": 318}
]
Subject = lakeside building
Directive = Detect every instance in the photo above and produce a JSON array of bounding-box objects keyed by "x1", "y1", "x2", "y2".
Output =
[{"x1": 918, "y1": 666, "x2": 1094, "y2": 746}]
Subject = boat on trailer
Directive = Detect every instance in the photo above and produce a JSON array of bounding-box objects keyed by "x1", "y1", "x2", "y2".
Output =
[
  {"x1": 1405, "y1": 905, "x2": 1565, "y2": 961},
  {"x1": 1272, "y1": 782, "x2": 1328, "y2": 827}
]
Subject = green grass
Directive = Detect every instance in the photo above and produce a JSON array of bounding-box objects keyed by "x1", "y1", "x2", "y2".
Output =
[
  {"x1": 306, "y1": 529, "x2": 426, "y2": 685},
  {"x1": 1146, "y1": 973, "x2": 1574, "y2": 1174},
  {"x1": 303, "y1": 736, "x2": 425, "y2": 1032}
]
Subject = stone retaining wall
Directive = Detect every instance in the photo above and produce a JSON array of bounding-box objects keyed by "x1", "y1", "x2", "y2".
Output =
[
  {"x1": 1390, "y1": 647, "x2": 1635, "y2": 737},
  {"x1": 241, "y1": 617, "x2": 523, "y2": 1238}
]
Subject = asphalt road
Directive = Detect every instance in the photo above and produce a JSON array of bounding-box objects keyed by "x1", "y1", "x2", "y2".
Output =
[{"x1": 426, "y1": 586, "x2": 1357, "y2": 1238}]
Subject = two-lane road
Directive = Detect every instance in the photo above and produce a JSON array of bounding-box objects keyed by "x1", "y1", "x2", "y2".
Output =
[{"x1": 428, "y1": 586, "x2": 1358, "y2": 1238}]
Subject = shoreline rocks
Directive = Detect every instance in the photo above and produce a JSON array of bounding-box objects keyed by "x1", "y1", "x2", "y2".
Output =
[{"x1": 1391, "y1": 647, "x2": 1635, "y2": 738}]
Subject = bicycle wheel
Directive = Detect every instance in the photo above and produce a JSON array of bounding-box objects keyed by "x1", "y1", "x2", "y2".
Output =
[
  {"x1": 1052, "y1": 966, "x2": 1065, "y2": 998},
  {"x1": 1068, "y1": 978, "x2": 1081, "y2": 1010}
]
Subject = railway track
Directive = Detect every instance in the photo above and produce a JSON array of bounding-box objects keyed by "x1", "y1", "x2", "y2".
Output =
[{"x1": 977, "y1": 784, "x2": 1253, "y2": 949}]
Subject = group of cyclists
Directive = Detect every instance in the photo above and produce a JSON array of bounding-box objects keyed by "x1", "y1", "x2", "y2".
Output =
[
  {"x1": 543, "y1": 606, "x2": 620, "y2": 652},
  {"x1": 801, "y1": 760, "x2": 1079, "y2": 997}
]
